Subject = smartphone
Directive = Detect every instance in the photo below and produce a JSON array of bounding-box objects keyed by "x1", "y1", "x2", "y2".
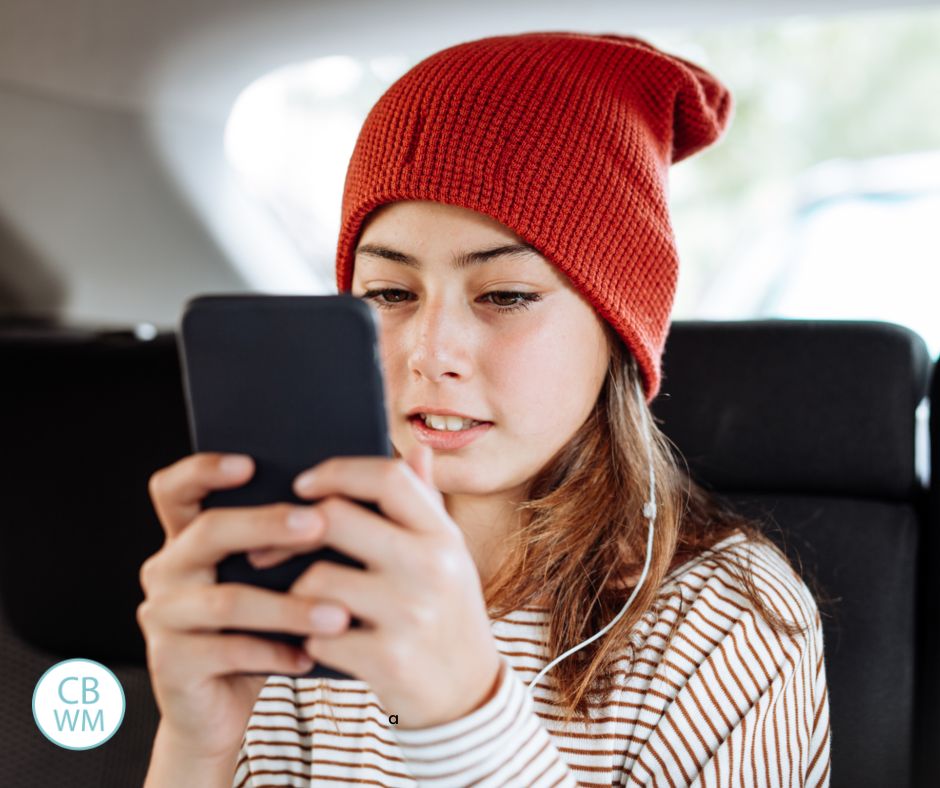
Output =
[{"x1": 178, "y1": 293, "x2": 392, "y2": 680}]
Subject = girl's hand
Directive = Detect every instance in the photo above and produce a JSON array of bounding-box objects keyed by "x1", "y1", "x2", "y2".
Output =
[
  {"x1": 137, "y1": 453, "x2": 342, "y2": 762},
  {"x1": 281, "y1": 443, "x2": 503, "y2": 730}
]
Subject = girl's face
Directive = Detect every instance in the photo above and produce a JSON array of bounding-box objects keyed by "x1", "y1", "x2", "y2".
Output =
[{"x1": 350, "y1": 200, "x2": 611, "y2": 502}]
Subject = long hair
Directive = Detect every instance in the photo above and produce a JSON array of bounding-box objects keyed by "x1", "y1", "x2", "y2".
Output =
[{"x1": 482, "y1": 322, "x2": 822, "y2": 727}]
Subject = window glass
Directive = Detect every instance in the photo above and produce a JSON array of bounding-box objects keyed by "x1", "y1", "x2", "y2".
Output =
[{"x1": 225, "y1": 7, "x2": 940, "y2": 355}]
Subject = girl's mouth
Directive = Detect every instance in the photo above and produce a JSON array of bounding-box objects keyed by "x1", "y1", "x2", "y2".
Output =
[{"x1": 408, "y1": 415, "x2": 494, "y2": 450}]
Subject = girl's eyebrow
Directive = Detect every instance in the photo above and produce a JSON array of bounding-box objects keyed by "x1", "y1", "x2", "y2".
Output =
[{"x1": 354, "y1": 242, "x2": 541, "y2": 270}]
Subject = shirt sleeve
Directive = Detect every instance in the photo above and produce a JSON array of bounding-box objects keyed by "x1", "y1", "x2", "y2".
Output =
[
  {"x1": 390, "y1": 652, "x2": 580, "y2": 787},
  {"x1": 623, "y1": 547, "x2": 832, "y2": 787},
  {"x1": 232, "y1": 734, "x2": 254, "y2": 787}
]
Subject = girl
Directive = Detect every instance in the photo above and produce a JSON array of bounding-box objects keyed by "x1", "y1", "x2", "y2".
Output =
[{"x1": 140, "y1": 31, "x2": 831, "y2": 787}]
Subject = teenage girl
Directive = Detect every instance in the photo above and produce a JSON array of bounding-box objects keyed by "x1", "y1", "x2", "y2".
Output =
[{"x1": 140, "y1": 31, "x2": 832, "y2": 787}]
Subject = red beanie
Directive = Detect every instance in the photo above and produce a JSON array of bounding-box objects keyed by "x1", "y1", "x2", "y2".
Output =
[{"x1": 335, "y1": 31, "x2": 733, "y2": 402}]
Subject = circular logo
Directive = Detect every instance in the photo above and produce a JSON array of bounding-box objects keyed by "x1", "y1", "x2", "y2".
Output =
[{"x1": 32, "y1": 658, "x2": 126, "y2": 750}]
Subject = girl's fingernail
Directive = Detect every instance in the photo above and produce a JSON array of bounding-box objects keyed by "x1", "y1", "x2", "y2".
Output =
[
  {"x1": 288, "y1": 507, "x2": 322, "y2": 531},
  {"x1": 294, "y1": 470, "x2": 317, "y2": 492},
  {"x1": 221, "y1": 455, "x2": 252, "y2": 475},
  {"x1": 309, "y1": 604, "x2": 345, "y2": 631},
  {"x1": 246, "y1": 549, "x2": 266, "y2": 566},
  {"x1": 296, "y1": 653, "x2": 314, "y2": 670}
]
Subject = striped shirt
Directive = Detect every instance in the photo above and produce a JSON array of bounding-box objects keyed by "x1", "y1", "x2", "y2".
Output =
[{"x1": 233, "y1": 530, "x2": 831, "y2": 786}]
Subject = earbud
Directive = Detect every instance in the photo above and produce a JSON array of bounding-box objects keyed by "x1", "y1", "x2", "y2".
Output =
[{"x1": 526, "y1": 375, "x2": 656, "y2": 694}]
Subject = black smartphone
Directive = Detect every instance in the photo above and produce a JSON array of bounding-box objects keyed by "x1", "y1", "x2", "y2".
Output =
[{"x1": 178, "y1": 293, "x2": 392, "y2": 680}]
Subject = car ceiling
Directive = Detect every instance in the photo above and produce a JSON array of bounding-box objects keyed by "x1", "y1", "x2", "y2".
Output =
[{"x1": 0, "y1": 0, "x2": 932, "y2": 122}]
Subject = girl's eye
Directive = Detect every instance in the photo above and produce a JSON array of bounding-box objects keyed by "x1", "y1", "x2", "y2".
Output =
[{"x1": 359, "y1": 288, "x2": 542, "y2": 314}]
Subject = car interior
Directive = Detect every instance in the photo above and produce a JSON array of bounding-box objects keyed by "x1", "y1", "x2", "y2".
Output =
[{"x1": 0, "y1": 1, "x2": 936, "y2": 786}]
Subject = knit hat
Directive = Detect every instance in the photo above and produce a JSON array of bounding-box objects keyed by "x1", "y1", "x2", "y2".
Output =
[{"x1": 335, "y1": 31, "x2": 733, "y2": 402}]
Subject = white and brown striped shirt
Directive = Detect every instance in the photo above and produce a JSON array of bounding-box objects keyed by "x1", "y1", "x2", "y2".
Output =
[{"x1": 233, "y1": 530, "x2": 831, "y2": 786}]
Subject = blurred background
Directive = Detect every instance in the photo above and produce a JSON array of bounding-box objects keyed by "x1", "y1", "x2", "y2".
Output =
[{"x1": 1, "y1": 0, "x2": 937, "y2": 355}]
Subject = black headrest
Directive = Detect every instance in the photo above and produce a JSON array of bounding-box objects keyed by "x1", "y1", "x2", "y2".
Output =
[
  {"x1": 0, "y1": 328, "x2": 191, "y2": 664},
  {"x1": 915, "y1": 354, "x2": 939, "y2": 785},
  {"x1": 928, "y1": 348, "x2": 938, "y2": 487},
  {"x1": 653, "y1": 320, "x2": 931, "y2": 499}
]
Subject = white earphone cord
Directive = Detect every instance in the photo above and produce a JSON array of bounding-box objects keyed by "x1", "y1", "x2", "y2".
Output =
[{"x1": 526, "y1": 376, "x2": 656, "y2": 694}]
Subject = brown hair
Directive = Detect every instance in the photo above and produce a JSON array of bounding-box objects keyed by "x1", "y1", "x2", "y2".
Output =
[{"x1": 482, "y1": 322, "x2": 823, "y2": 727}]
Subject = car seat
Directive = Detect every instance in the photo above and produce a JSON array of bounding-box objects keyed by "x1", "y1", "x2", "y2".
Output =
[
  {"x1": 652, "y1": 319, "x2": 932, "y2": 788},
  {"x1": 0, "y1": 319, "x2": 932, "y2": 787}
]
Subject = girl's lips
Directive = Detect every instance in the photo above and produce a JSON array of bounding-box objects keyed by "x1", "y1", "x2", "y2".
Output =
[{"x1": 408, "y1": 415, "x2": 493, "y2": 450}]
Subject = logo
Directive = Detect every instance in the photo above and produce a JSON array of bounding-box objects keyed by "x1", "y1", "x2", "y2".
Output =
[{"x1": 32, "y1": 658, "x2": 126, "y2": 750}]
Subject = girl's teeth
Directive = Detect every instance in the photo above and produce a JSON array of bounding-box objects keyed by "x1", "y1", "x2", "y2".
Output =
[{"x1": 421, "y1": 414, "x2": 482, "y2": 431}]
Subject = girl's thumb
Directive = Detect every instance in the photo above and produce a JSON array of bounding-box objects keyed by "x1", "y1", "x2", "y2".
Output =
[{"x1": 404, "y1": 443, "x2": 444, "y2": 506}]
